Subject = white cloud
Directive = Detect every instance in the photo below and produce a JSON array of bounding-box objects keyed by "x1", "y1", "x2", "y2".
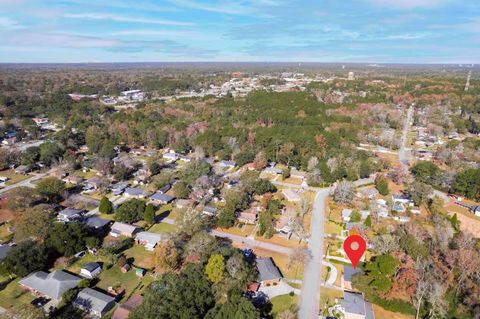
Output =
[
  {"x1": 0, "y1": 17, "x2": 23, "y2": 30},
  {"x1": 64, "y1": 13, "x2": 193, "y2": 26},
  {"x1": 364, "y1": 0, "x2": 449, "y2": 9}
]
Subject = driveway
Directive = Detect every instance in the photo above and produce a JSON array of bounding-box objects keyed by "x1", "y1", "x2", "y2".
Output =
[
  {"x1": 298, "y1": 188, "x2": 330, "y2": 319},
  {"x1": 259, "y1": 281, "x2": 300, "y2": 298}
]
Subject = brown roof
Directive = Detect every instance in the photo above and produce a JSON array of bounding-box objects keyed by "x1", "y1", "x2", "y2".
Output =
[{"x1": 112, "y1": 295, "x2": 143, "y2": 319}]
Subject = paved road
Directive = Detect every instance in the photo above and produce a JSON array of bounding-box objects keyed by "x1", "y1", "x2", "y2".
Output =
[
  {"x1": 298, "y1": 188, "x2": 330, "y2": 319},
  {"x1": 0, "y1": 172, "x2": 47, "y2": 194},
  {"x1": 158, "y1": 216, "x2": 295, "y2": 255},
  {"x1": 399, "y1": 104, "x2": 414, "y2": 167}
]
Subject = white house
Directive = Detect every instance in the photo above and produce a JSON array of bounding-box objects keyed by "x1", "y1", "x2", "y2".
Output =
[{"x1": 80, "y1": 262, "x2": 102, "y2": 279}]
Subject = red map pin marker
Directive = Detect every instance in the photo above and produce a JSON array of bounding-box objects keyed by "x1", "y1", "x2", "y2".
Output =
[{"x1": 343, "y1": 235, "x2": 366, "y2": 269}]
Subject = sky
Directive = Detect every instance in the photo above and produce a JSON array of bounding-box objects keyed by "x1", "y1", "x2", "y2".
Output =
[{"x1": 0, "y1": 0, "x2": 479, "y2": 63}]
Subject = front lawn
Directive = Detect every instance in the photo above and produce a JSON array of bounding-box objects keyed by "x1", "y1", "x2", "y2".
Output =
[
  {"x1": 0, "y1": 169, "x2": 30, "y2": 186},
  {"x1": 319, "y1": 287, "x2": 343, "y2": 314},
  {"x1": 271, "y1": 294, "x2": 298, "y2": 318},
  {"x1": 0, "y1": 277, "x2": 35, "y2": 309}
]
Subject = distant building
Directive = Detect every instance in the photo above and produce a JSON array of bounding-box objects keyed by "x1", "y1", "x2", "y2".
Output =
[{"x1": 348, "y1": 72, "x2": 355, "y2": 81}]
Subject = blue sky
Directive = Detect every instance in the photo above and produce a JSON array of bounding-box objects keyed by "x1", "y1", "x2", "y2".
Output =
[{"x1": 0, "y1": 0, "x2": 479, "y2": 63}]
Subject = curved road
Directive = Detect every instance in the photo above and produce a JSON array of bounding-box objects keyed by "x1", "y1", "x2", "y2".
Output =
[{"x1": 298, "y1": 188, "x2": 330, "y2": 319}]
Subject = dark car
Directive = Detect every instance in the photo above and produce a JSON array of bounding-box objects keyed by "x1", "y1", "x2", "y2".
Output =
[{"x1": 31, "y1": 297, "x2": 50, "y2": 308}]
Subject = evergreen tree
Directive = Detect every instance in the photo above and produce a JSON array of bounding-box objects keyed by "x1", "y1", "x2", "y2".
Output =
[
  {"x1": 99, "y1": 196, "x2": 113, "y2": 214},
  {"x1": 144, "y1": 203, "x2": 155, "y2": 225}
]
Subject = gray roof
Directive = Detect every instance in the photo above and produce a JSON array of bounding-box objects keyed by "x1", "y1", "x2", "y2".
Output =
[
  {"x1": 125, "y1": 187, "x2": 146, "y2": 196},
  {"x1": 256, "y1": 257, "x2": 282, "y2": 281},
  {"x1": 58, "y1": 208, "x2": 83, "y2": 217},
  {"x1": 150, "y1": 192, "x2": 175, "y2": 203},
  {"x1": 0, "y1": 244, "x2": 12, "y2": 260},
  {"x1": 74, "y1": 288, "x2": 115, "y2": 314},
  {"x1": 220, "y1": 160, "x2": 236, "y2": 167},
  {"x1": 342, "y1": 291, "x2": 366, "y2": 316},
  {"x1": 85, "y1": 217, "x2": 111, "y2": 229},
  {"x1": 82, "y1": 262, "x2": 101, "y2": 273},
  {"x1": 135, "y1": 231, "x2": 163, "y2": 245},
  {"x1": 203, "y1": 206, "x2": 217, "y2": 214},
  {"x1": 19, "y1": 270, "x2": 81, "y2": 300},
  {"x1": 344, "y1": 265, "x2": 361, "y2": 282},
  {"x1": 157, "y1": 184, "x2": 171, "y2": 194}
]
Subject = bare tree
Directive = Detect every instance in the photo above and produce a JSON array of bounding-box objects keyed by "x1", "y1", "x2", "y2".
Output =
[{"x1": 333, "y1": 180, "x2": 355, "y2": 204}]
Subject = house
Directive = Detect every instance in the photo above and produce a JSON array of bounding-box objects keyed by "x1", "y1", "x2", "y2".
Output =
[
  {"x1": 290, "y1": 168, "x2": 307, "y2": 180},
  {"x1": 135, "y1": 231, "x2": 163, "y2": 251},
  {"x1": 157, "y1": 184, "x2": 171, "y2": 194},
  {"x1": 150, "y1": 192, "x2": 175, "y2": 205},
  {"x1": 84, "y1": 217, "x2": 111, "y2": 231},
  {"x1": 282, "y1": 189, "x2": 301, "y2": 202},
  {"x1": 163, "y1": 151, "x2": 178, "y2": 162},
  {"x1": 112, "y1": 295, "x2": 143, "y2": 319},
  {"x1": 178, "y1": 154, "x2": 192, "y2": 162},
  {"x1": 0, "y1": 176, "x2": 9, "y2": 187},
  {"x1": 110, "y1": 182, "x2": 129, "y2": 196},
  {"x1": 33, "y1": 117, "x2": 49, "y2": 126},
  {"x1": 342, "y1": 209, "x2": 353, "y2": 223},
  {"x1": 237, "y1": 210, "x2": 258, "y2": 224},
  {"x1": 256, "y1": 257, "x2": 282, "y2": 285},
  {"x1": 109, "y1": 222, "x2": 139, "y2": 238},
  {"x1": 274, "y1": 216, "x2": 291, "y2": 234},
  {"x1": 80, "y1": 262, "x2": 102, "y2": 279},
  {"x1": 263, "y1": 166, "x2": 283, "y2": 175},
  {"x1": 202, "y1": 206, "x2": 218, "y2": 216},
  {"x1": 73, "y1": 288, "x2": 116, "y2": 317},
  {"x1": 176, "y1": 198, "x2": 193, "y2": 209},
  {"x1": 343, "y1": 265, "x2": 361, "y2": 291},
  {"x1": 124, "y1": 187, "x2": 148, "y2": 198},
  {"x1": 62, "y1": 174, "x2": 84, "y2": 185},
  {"x1": 358, "y1": 188, "x2": 378, "y2": 199},
  {"x1": 15, "y1": 165, "x2": 30, "y2": 175},
  {"x1": 0, "y1": 244, "x2": 13, "y2": 261},
  {"x1": 19, "y1": 270, "x2": 81, "y2": 300},
  {"x1": 339, "y1": 291, "x2": 375, "y2": 319},
  {"x1": 57, "y1": 208, "x2": 84, "y2": 222},
  {"x1": 219, "y1": 160, "x2": 236, "y2": 168},
  {"x1": 84, "y1": 177, "x2": 103, "y2": 191}
]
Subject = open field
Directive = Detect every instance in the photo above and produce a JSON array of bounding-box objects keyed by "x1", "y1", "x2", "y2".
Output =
[
  {"x1": 445, "y1": 204, "x2": 480, "y2": 237},
  {"x1": 0, "y1": 169, "x2": 30, "y2": 186}
]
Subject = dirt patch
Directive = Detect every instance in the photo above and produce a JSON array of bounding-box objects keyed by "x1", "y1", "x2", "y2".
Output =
[
  {"x1": 373, "y1": 304, "x2": 414, "y2": 319},
  {"x1": 445, "y1": 204, "x2": 480, "y2": 237},
  {"x1": 0, "y1": 198, "x2": 15, "y2": 223}
]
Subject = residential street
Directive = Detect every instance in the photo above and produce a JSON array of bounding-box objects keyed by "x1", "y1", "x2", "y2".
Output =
[
  {"x1": 0, "y1": 172, "x2": 47, "y2": 195},
  {"x1": 298, "y1": 188, "x2": 330, "y2": 319},
  {"x1": 399, "y1": 104, "x2": 414, "y2": 167}
]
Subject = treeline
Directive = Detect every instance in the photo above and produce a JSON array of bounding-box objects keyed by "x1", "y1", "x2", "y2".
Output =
[{"x1": 411, "y1": 161, "x2": 480, "y2": 200}]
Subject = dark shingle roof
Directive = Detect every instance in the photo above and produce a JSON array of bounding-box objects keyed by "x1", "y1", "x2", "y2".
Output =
[
  {"x1": 83, "y1": 262, "x2": 101, "y2": 272},
  {"x1": 256, "y1": 257, "x2": 282, "y2": 281},
  {"x1": 74, "y1": 288, "x2": 115, "y2": 314}
]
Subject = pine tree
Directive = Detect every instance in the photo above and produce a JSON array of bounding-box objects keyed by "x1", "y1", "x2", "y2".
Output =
[
  {"x1": 99, "y1": 196, "x2": 113, "y2": 214},
  {"x1": 144, "y1": 204, "x2": 155, "y2": 225}
]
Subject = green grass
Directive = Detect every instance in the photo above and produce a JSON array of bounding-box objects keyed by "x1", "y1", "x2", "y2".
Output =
[
  {"x1": 0, "y1": 223, "x2": 12, "y2": 243},
  {"x1": 95, "y1": 265, "x2": 143, "y2": 302},
  {"x1": 0, "y1": 169, "x2": 29, "y2": 185},
  {"x1": 148, "y1": 222, "x2": 177, "y2": 234},
  {"x1": 66, "y1": 253, "x2": 106, "y2": 273},
  {"x1": 270, "y1": 294, "x2": 298, "y2": 318},
  {"x1": 124, "y1": 244, "x2": 156, "y2": 269},
  {"x1": 319, "y1": 287, "x2": 343, "y2": 314},
  {"x1": 0, "y1": 277, "x2": 35, "y2": 309}
]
